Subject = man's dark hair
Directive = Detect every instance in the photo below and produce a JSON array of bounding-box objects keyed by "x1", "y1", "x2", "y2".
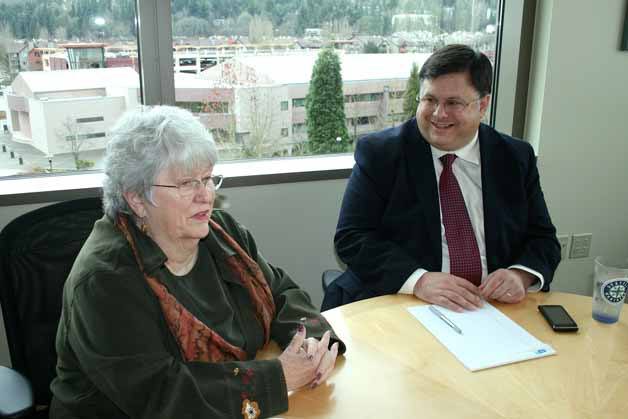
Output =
[{"x1": 418, "y1": 44, "x2": 493, "y2": 96}]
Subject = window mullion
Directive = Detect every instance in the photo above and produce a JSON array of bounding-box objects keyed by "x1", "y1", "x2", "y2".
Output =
[{"x1": 136, "y1": 0, "x2": 175, "y2": 105}]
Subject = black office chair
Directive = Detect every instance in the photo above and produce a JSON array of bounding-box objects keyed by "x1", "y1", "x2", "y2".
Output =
[
  {"x1": 321, "y1": 269, "x2": 351, "y2": 312},
  {"x1": 0, "y1": 198, "x2": 103, "y2": 418},
  {"x1": 321, "y1": 268, "x2": 381, "y2": 311}
]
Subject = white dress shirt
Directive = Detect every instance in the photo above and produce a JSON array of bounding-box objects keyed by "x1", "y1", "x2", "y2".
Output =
[{"x1": 399, "y1": 132, "x2": 544, "y2": 294}]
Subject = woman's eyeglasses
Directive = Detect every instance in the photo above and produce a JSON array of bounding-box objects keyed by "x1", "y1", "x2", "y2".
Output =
[{"x1": 152, "y1": 174, "x2": 223, "y2": 198}]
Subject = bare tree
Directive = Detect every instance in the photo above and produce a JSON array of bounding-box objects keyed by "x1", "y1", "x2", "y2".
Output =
[
  {"x1": 249, "y1": 16, "x2": 273, "y2": 44},
  {"x1": 344, "y1": 94, "x2": 360, "y2": 143},
  {"x1": 323, "y1": 18, "x2": 351, "y2": 39},
  {"x1": 215, "y1": 61, "x2": 284, "y2": 158},
  {"x1": 0, "y1": 27, "x2": 17, "y2": 87},
  {"x1": 0, "y1": 44, "x2": 11, "y2": 87},
  {"x1": 371, "y1": 91, "x2": 388, "y2": 131},
  {"x1": 56, "y1": 117, "x2": 95, "y2": 170},
  {"x1": 239, "y1": 86, "x2": 280, "y2": 158}
]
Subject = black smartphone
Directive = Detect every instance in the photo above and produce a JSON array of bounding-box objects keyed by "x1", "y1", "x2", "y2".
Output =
[{"x1": 538, "y1": 305, "x2": 579, "y2": 332}]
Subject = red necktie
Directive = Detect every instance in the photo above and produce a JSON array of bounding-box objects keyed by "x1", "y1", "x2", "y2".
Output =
[{"x1": 439, "y1": 154, "x2": 482, "y2": 286}]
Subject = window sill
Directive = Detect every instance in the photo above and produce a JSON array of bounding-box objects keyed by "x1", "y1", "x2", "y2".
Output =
[{"x1": 0, "y1": 154, "x2": 354, "y2": 207}]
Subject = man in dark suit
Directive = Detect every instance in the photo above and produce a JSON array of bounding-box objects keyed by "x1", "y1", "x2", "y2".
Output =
[{"x1": 324, "y1": 44, "x2": 560, "y2": 312}]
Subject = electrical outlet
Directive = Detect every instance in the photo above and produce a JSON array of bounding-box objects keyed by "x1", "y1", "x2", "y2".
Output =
[
  {"x1": 557, "y1": 234, "x2": 570, "y2": 260},
  {"x1": 569, "y1": 233, "x2": 592, "y2": 259}
]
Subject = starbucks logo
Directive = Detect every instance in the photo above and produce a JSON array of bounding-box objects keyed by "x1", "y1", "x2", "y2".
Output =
[{"x1": 601, "y1": 279, "x2": 628, "y2": 304}]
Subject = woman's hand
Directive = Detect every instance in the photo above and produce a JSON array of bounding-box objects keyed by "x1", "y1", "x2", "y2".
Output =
[
  {"x1": 278, "y1": 325, "x2": 339, "y2": 391},
  {"x1": 301, "y1": 333, "x2": 339, "y2": 389}
]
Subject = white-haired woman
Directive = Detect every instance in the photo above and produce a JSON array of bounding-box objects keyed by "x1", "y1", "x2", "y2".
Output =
[{"x1": 50, "y1": 106, "x2": 344, "y2": 419}]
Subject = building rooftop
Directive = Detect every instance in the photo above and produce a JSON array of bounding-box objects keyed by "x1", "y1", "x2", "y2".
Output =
[
  {"x1": 10, "y1": 52, "x2": 431, "y2": 96},
  {"x1": 11, "y1": 67, "x2": 234, "y2": 96},
  {"x1": 58, "y1": 43, "x2": 108, "y2": 49},
  {"x1": 206, "y1": 52, "x2": 432, "y2": 85},
  {"x1": 13, "y1": 67, "x2": 140, "y2": 95}
]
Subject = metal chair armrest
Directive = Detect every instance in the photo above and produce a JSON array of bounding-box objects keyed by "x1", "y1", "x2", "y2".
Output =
[{"x1": 0, "y1": 365, "x2": 34, "y2": 418}]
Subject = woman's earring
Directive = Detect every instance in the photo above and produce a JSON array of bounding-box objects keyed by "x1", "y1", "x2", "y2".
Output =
[{"x1": 140, "y1": 217, "x2": 149, "y2": 234}]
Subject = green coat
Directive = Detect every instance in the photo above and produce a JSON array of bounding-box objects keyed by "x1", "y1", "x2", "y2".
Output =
[{"x1": 51, "y1": 210, "x2": 344, "y2": 419}]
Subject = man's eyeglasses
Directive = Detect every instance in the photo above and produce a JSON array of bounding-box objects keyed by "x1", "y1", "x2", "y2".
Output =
[
  {"x1": 416, "y1": 94, "x2": 483, "y2": 115},
  {"x1": 152, "y1": 174, "x2": 224, "y2": 198}
]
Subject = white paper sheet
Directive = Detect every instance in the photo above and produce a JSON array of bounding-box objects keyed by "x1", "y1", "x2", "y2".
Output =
[{"x1": 408, "y1": 303, "x2": 556, "y2": 371}]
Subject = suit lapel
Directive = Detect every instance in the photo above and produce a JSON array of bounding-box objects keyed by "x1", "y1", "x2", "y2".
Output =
[
  {"x1": 403, "y1": 120, "x2": 441, "y2": 264},
  {"x1": 479, "y1": 124, "x2": 501, "y2": 273}
]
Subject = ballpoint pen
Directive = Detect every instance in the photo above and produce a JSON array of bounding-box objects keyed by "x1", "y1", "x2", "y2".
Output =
[{"x1": 429, "y1": 305, "x2": 463, "y2": 335}]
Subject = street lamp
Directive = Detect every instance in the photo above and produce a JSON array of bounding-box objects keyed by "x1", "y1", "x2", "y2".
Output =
[{"x1": 94, "y1": 17, "x2": 106, "y2": 40}]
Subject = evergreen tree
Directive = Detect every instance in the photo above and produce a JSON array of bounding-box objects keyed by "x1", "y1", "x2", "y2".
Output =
[
  {"x1": 306, "y1": 47, "x2": 349, "y2": 154},
  {"x1": 402, "y1": 62, "x2": 420, "y2": 119},
  {"x1": 362, "y1": 40, "x2": 383, "y2": 53},
  {"x1": 0, "y1": 43, "x2": 12, "y2": 87}
]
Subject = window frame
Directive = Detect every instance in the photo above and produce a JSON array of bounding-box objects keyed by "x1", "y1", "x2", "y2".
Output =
[{"x1": 0, "y1": 0, "x2": 531, "y2": 206}]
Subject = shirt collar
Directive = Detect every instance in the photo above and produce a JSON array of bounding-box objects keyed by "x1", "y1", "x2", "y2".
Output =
[{"x1": 430, "y1": 131, "x2": 480, "y2": 166}]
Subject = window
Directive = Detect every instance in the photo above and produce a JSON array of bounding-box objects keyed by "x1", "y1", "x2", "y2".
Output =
[
  {"x1": 66, "y1": 132, "x2": 106, "y2": 141},
  {"x1": 0, "y1": 0, "x2": 139, "y2": 177},
  {"x1": 388, "y1": 112, "x2": 407, "y2": 124},
  {"x1": 170, "y1": 0, "x2": 502, "y2": 163},
  {"x1": 1, "y1": 0, "x2": 516, "y2": 189},
  {"x1": 292, "y1": 123, "x2": 306, "y2": 133},
  {"x1": 76, "y1": 116, "x2": 105, "y2": 123},
  {"x1": 344, "y1": 93, "x2": 384, "y2": 103},
  {"x1": 179, "y1": 58, "x2": 196, "y2": 66},
  {"x1": 347, "y1": 116, "x2": 373, "y2": 126},
  {"x1": 292, "y1": 98, "x2": 306, "y2": 108},
  {"x1": 235, "y1": 132, "x2": 250, "y2": 144},
  {"x1": 66, "y1": 47, "x2": 105, "y2": 69}
]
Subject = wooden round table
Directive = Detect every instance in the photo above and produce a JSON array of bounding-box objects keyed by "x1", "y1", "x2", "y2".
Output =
[{"x1": 260, "y1": 292, "x2": 628, "y2": 418}]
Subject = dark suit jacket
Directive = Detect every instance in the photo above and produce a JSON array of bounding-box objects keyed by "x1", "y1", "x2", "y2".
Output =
[{"x1": 325, "y1": 118, "x2": 560, "y2": 310}]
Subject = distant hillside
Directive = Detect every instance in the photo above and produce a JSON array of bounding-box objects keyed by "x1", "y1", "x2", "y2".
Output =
[{"x1": 0, "y1": 0, "x2": 497, "y2": 41}]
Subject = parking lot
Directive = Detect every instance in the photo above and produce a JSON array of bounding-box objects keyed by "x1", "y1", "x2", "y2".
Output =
[{"x1": 0, "y1": 133, "x2": 105, "y2": 177}]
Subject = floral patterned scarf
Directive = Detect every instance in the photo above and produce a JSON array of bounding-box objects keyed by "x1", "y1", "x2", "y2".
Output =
[{"x1": 116, "y1": 214, "x2": 276, "y2": 363}]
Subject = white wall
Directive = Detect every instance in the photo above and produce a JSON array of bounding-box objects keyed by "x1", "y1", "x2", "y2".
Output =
[
  {"x1": 28, "y1": 99, "x2": 49, "y2": 154},
  {"x1": 43, "y1": 96, "x2": 126, "y2": 155},
  {"x1": 526, "y1": 0, "x2": 628, "y2": 296},
  {"x1": 107, "y1": 87, "x2": 141, "y2": 110}
]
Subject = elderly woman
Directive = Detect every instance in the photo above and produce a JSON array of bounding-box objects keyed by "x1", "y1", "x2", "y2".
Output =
[{"x1": 50, "y1": 106, "x2": 344, "y2": 419}]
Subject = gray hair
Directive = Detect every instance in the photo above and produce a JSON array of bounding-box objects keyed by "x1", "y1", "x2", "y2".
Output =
[{"x1": 102, "y1": 105, "x2": 218, "y2": 219}]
